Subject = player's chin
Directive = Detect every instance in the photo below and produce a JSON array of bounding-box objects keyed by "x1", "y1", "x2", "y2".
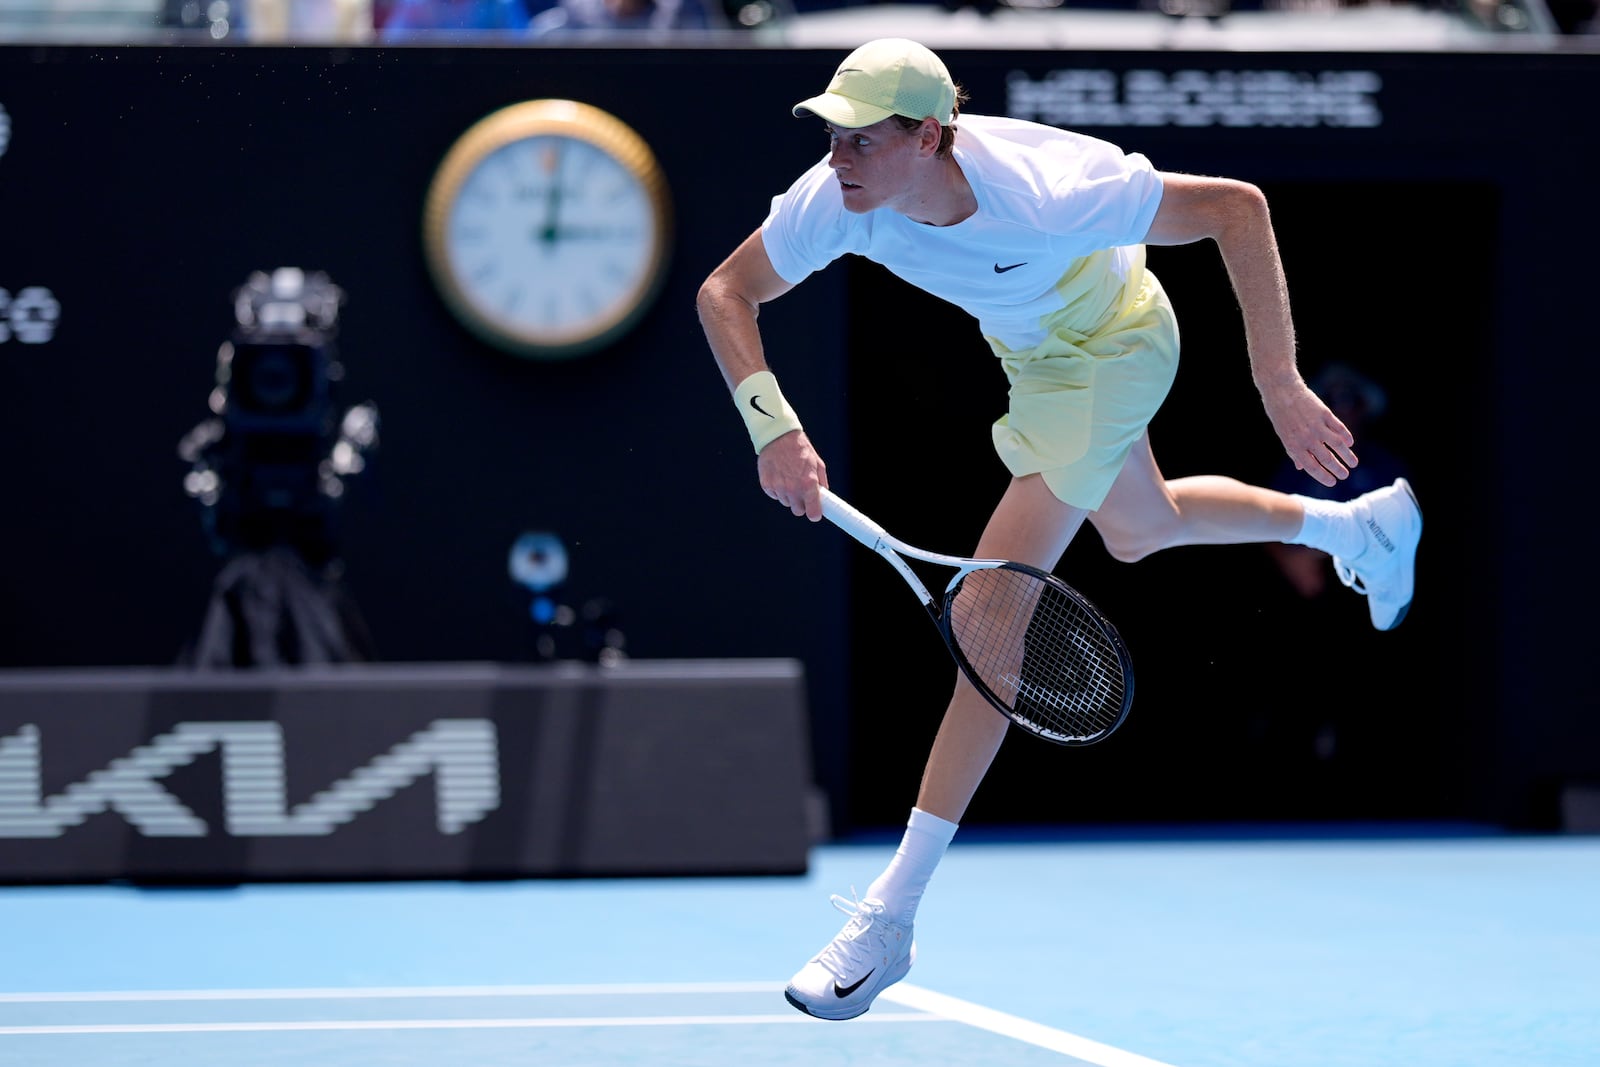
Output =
[{"x1": 838, "y1": 185, "x2": 873, "y2": 213}]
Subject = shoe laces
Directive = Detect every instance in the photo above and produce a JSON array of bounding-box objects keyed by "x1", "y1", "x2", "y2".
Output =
[
  {"x1": 815, "y1": 889, "x2": 893, "y2": 981},
  {"x1": 1333, "y1": 558, "x2": 1367, "y2": 594}
]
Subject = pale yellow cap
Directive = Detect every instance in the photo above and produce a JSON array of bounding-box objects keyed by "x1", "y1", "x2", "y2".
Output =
[{"x1": 792, "y1": 38, "x2": 956, "y2": 129}]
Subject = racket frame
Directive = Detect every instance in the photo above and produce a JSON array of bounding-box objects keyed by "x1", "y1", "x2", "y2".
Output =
[{"x1": 820, "y1": 487, "x2": 1133, "y2": 746}]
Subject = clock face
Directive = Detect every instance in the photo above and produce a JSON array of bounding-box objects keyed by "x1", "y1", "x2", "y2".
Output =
[{"x1": 423, "y1": 101, "x2": 672, "y2": 359}]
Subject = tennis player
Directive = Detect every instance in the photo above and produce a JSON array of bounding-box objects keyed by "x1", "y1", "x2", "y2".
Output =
[{"x1": 696, "y1": 38, "x2": 1423, "y2": 1020}]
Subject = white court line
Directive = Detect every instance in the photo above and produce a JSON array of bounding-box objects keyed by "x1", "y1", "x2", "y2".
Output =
[
  {"x1": 0, "y1": 982, "x2": 781, "y2": 1003},
  {"x1": 883, "y1": 984, "x2": 1181, "y2": 1067},
  {"x1": 0, "y1": 981, "x2": 1184, "y2": 1064},
  {"x1": 0, "y1": 1014, "x2": 946, "y2": 1036}
]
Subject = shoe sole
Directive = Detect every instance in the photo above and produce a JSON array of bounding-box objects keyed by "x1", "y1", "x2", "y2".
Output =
[
  {"x1": 1380, "y1": 477, "x2": 1422, "y2": 631},
  {"x1": 783, "y1": 945, "x2": 915, "y2": 1022}
]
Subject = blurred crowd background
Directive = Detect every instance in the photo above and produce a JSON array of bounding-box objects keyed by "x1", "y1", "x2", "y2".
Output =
[{"x1": 0, "y1": 0, "x2": 1594, "y2": 46}]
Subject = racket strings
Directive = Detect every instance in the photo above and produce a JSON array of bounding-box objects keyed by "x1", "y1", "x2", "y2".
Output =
[{"x1": 948, "y1": 567, "x2": 1126, "y2": 743}]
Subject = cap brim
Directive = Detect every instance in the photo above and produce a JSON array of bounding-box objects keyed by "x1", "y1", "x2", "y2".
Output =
[{"x1": 791, "y1": 93, "x2": 898, "y2": 128}]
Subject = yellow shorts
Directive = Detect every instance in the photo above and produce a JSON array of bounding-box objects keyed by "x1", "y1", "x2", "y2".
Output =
[{"x1": 989, "y1": 267, "x2": 1180, "y2": 511}]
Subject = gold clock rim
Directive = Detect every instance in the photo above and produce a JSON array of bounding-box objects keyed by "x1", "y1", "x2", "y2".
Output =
[{"x1": 422, "y1": 99, "x2": 674, "y2": 360}]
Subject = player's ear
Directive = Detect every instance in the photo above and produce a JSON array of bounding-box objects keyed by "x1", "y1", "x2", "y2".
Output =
[{"x1": 918, "y1": 117, "x2": 942, "y2": 156}]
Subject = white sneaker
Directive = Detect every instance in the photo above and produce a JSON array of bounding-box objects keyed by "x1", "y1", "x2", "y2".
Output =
[
  {"x1": 1333, "y1": 477, "x2": 1423, "y2": 630},
  {"x1": 784, "y1": 892, "x2": 915, "y2": 1021}
]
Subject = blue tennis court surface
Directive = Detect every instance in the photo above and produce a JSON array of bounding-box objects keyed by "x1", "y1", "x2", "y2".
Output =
[
  {"x1": 0, "y1": 984, "x2": 1167, "y2": 1066},
  {"x1": 3, "y1": 828, "x2": 1597, "y2": 1067}
]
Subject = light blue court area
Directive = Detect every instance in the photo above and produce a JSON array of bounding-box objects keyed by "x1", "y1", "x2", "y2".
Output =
[
  {"x1": 0, "y1": 985, "x2": 1158, "y2": 1067},
  {"x1": 2, "y1": 828, "x2": 1597, "y2": 1067}
]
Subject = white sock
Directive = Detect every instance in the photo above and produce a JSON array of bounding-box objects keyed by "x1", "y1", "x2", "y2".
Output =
[
  {"x1": 864, "y1": 807, "x2": 959, "y2": 924},
  {"x1": 1288, "y1": 496, "x2": 1364, "y2": 559}
]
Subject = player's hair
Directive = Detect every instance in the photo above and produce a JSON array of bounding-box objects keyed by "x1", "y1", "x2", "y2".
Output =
[{"x1": 892, "y1": 84, "x2": 969, "y2": 158}]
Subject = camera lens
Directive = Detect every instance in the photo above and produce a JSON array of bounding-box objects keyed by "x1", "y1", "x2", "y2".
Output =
[{"x1": 234, "y1": 342, "x2": 315, "y2": 415}]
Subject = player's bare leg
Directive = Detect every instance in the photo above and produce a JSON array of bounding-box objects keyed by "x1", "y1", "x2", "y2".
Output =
[
  {"x1": 1089, "y1": 432, "x2": 1303, "y2": 559},
  {"x1": 916, "y1": 473, "x2": 1090, "y2": 823},
  {"x1": 1091, "y1": 433, "x2": 1421, "y2": 628},
  {"x1": 784, "y1": 474, "x2": 1086, "y2": 1020}
]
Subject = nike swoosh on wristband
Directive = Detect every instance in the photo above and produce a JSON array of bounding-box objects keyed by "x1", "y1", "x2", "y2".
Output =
[
  {"x1": 749, "y1": 395, "x2": 774, "y2": 419},
  {"x1": 833, "y1": 969, "x2": 874, "y2": 997},
  {"x1": 993, "y1": 262, "x2": 1026, "y2": 274}
]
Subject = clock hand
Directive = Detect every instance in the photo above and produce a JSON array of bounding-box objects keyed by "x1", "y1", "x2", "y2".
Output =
[
  {"x1": 538, "y1": 144, "x2": 564, "y2": 248},
  {"x1": 548, "y1": 224, "x2": 628, "y2": 242}
]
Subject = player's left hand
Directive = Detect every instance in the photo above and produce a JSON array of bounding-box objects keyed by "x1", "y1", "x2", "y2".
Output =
[{"x1": 1259, "y1": 376, "x2": 1358, "y2": 487}]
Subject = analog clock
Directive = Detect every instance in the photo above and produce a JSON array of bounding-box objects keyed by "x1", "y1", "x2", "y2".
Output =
[{"x1": 422, "y1": 99, "x2": 673, "y2": 360}]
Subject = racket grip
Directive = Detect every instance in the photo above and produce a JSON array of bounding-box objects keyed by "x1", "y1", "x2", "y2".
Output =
[{"x1": 818, "y1": 487, "x2": 889, "y2": 549}]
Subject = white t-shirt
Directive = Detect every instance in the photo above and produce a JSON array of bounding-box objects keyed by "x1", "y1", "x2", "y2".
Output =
[{"x1": 761, "y1": 113, "x2": 1165, "y2": 352}]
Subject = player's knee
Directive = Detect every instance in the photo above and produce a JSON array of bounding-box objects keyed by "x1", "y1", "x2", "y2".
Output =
[
  {"x1": 1104, "y1": 540, "x2": 1153, "y2": 564},
  {"x1": 1095, "y1": 514, "x2": 1180, "y2": 563},
  {"x1": 1096, "y1": 527, "x2": 1157, "y2": 563}
]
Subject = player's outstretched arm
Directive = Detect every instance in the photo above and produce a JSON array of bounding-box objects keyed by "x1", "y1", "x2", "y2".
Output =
[{"x1": 1145, "y1": 172, "x2": 1357, "y2": 487}]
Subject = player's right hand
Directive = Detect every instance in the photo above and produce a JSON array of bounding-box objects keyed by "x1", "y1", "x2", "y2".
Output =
[{"x1": 757, "y1": 431, "x2": 828, "y2": 521}]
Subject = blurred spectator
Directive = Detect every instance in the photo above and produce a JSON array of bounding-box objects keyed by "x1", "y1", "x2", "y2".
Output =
[
  {"x1": 527, "y1": 0, "x2": 713, "y2": 34},
  {"x1": 377, "y1": 0, "x2": 527, "y2": 36},
  {"x1": 1250, "y1": 361, "x2": 1414, "y2": 800},
  {"x1": 247, "y1": 0, "x2": 374, "y2": 39}
]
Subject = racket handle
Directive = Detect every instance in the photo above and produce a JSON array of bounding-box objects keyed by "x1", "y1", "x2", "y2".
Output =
[
  {"x1": 818, "y1": 487, "x2": 889, "y2": 550},
  {"x1": 818, "y1": 486, "x2": 939, "y2": 608}
]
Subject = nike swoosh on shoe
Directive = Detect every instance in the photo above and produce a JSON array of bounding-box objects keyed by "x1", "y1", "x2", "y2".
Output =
[{"x1": 833, "y1": 969, "x2": 874, "y2": 997}]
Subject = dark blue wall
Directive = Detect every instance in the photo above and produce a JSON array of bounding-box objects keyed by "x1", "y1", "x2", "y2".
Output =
[{"x1": 0, "y1": 44, "x2": 1594, "y2": 832}]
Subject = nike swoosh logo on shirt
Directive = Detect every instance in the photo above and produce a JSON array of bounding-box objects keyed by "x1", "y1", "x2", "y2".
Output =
[
  {"x1": 834, "y1": 969, "x2": 875, "y2": 997},
  {"x1": 994, "y1": 262, "x2": 1027, "y2": 274}
]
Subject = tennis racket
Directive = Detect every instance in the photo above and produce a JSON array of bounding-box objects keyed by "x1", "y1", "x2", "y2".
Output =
[{"x1": 821, "y1": 487, "x2": 1133, "y2": 746}]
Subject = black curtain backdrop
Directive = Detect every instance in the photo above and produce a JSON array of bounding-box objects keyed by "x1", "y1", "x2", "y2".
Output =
[{"x1": 0, "y1": 44, "x2": 1595, "y2": 833}]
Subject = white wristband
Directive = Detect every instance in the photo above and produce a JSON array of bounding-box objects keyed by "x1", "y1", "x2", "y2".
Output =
[{"x1": 732, "y1": 370, "x2": 803, "y2": 454}]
